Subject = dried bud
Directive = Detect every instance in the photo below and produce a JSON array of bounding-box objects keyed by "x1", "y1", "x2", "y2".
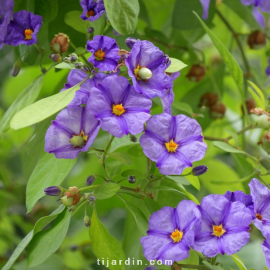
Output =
[
  {"x1": 50, "y1": 33, "x2": 70, "y2": 53},
  {"x1": 11, "y1": 59, "x2": 21, "y2": 77},
  {"x1": 50, "y1": 54, "x2": 62, "y2": 63},
  {"x1": 75, "y1": 62, "x2": 84, "y2": 69},
  {"x1": 84, "y1": 215, "x2": 91, "y2": 227},
  {"x1": 209, "y1": 102, "x2": 226, "y2": 119},
  {"x1": 86, "y1": 175, "x2": 96, "y2": 186},
  {"x1": 129, "y1": 134, "x2": 137, "y2": 142},
  {"x1": 70, "y1": 53, "x2": 78, "y2": 62},
  {"x1": 125, "y1": 37, "x2": 137, "y2": 49},
  {"x1": 192, "y1": 165, "x2": 208, "y2": 176},
  {"x1": 44, "y1": 186, "x2": 62, "y2": 196},
  {"x1": 186, "y1": 64, "x2": 206, "y2": 82},
  {"x1": 87, "y1": 27, "x2": 94, "y2": 34},
  {"x1": 241, "y1": 99, "x2": 256, "y2": 115},
  {"x1": 199, "y1": 93, "x2": 218, "y2": 107},
  {"x1": 250, "y1": 108, "x2": 270, "y2": 128},
  {"x1": 61, "y1": 186, "x2": 81, "y2": 206},
  {"x1": 128, "y1": 176, "x2": 136, "y2": 184},
  {"x1": 247, "y1": 30, "x2": 266, "y2": 50}
]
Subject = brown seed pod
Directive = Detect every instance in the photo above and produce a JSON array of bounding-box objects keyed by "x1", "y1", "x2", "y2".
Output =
[
  {"x1": 62, "y1": 186, "x2": 81, "y2": 205},
  {"x1": 186, "y1": 64, "x2": 206, "y2": 82},
  {"x1": 241, "y1": 99, "x2": 256, "y2": 115},
  {"x1": 209, "y1": 102, "x2": 226, "y2": 119},
  {"x1": 199, "y1": 92, "x2": 218, "y2": 107},
  {"x1": 247, "y1": 30, "x2": 266, "y2": 50},
  {"x1": 50, "y1": 33, "x2": 70, "y2": 53}
]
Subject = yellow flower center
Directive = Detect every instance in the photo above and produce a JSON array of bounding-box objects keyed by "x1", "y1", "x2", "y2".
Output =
[
  {"x1": 170, "y1": 229, "x2": 183, "y2": 243},
  {"x1": 212, "y1": 224, "x2": 226, "y2": 237},
  {"x1": 24, "y1": 29, "x2": 33, "y2": 40},
  {"x1": 95, "y1": 49, "x2": 105, "y2": 61},
  {"x1": 112, "y1": 104, "x2": 125, "y2": 116},
  {"x1": 255, "y1": 213, "x2": 262, "y2": 221},
  {"x1": 87, "y1": 9, "x2": 95, "y2": 17},
  {"x1": 165, "y1": 139, "x2": 178, "y2": 152},
  {"x1": 69, "y1": 130, "x2": 88, "y2": 148}
]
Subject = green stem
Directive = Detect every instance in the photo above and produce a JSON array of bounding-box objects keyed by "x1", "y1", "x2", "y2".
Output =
[
  {"x1": 117, "y1": 177, "x2": 128, "y2": 183},
  {"x1": 90, "y1": 146, "x2": 105, "y2": 152},
  {"x1": 69, "y1": 40, "x2": 91, "y2": 66},
  {"x1": 101, "y1": 136, "x2": 115, "y2": 179},
  {"x1": 173, "y1": 263, "x2": 210, "y2": 269}
]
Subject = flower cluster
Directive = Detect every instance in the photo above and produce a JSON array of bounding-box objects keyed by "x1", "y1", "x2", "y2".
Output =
[
  {"x1": 0, "y1": 0, "x2": 42, "y2": 49},
  {"x1": 141, "y1": 178, "x2": 270, "y2": 267}
]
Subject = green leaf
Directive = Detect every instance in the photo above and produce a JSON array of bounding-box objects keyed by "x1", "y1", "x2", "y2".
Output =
[
  {"x1": 55, "y1": 62, "x2": 76, "y2": 70},
  {"x1": 202, "y1": 261, "x2": 223, "y2": 270},
  {"x1": 213, "y1": 141, "x2": 245, "y2": 154},
  {"x1": 89, "y1": 13, "x2": 106, "y2": 35},
  {"x1": 94, "y1": 182, "x2": 120, "y2": 200},
  {"x1": 225, "y1": 129, "x2": 239, "y2": 147},
  {"x1": 64, "y1": 11, "x2": 88, "y2": 34},
  {"x1": 165, "y1": 58, "x2": 187, "y2": 73},
  {"x1": 172, "y1": 101, "x2": 194, "y2": 117},
  {"x1": 27, "y1": 208, "x2": 71, "y2": 268},
  {"x1": 121, "y1": 169, "x2": 145, "y2": 179},
  {"x1": 2, "y1": 205, "x2": 65, "y2": 270},
  {"x1": 144, "y1": 196, "x2": 161, "y2": 214},
  {"x1": 75, "y1": 47, "x2": 86, "y2": 55},
  {"x1": 103, "y1": 0, "x2": 139, "y2": 35},
  {"x1": 89, "y1": 207, "x2": 126, "y2": 270},
  {"x1": 26, "y1": 149, "x2": 76, "y2": 213},
  {"x1": 10, "y1": 83, "x2": 81, "y2": 130},
  {"x1": 231, "y1": 254, "x2": 248, "y2": 270},
  {"x1": 106, "y1": 161, "x2": 123, "y2": 179},
  {"x1": 118, "y1": 196, "x2": 148, "y2": 235},
  {"x1": 19, "y1": 45, "x2": 39, "y2": 66},
  {"x1": 108, "y1": 152, "x2": 133, "y2": 166},
  {"x1": 0, "y1": 75, "x2": 44, "y2": 136},
  {"x1": 248, "y1": 80, "x2": 265, "y2": 110},
  {"x1": 110, "y1": 134, "x2": 141, "y2": 152},
  {"x1": 211, "y1": 171, "x2": 256, "y2": 185}
]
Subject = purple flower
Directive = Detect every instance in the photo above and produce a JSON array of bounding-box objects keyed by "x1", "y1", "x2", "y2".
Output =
[
  {"x1": 80, "y1": 0, "x2": 105, "y2": 21},
  {"x1": 266, "y1": 59, "x2": 270, "y2": 77},
  {"x1": 5, "y1": 10, "x2": 42, "y2": 46},
  {"x1": 240, "y1": 0, "x2": 270, "y2": 13},
  {"x1": 249, "y1": 178, "x2": 270, "y2": 238},
  {"x1": 45, "y1": 106, "x2": 100, "y2": 159},
  {"x1": 125, "y1": 40, "x2": 174, "y2": 99},
  {"x1": 125, "y1": 37, "x2": 137, "y2": 49},
  {"x1": 87, "y1": 35, "x2": 120, "y2": 71},
  {"x1": 192, "y1": 194, "x2": 252, "y2": 257},
  {"x1": 253, "y1": 7, "x2": 266, "y2": 28},
  {"x1": 140, "y1": 113, "x2": 207, "y2": 175},
  {"x1": 262, "y1": 239, "x2": 270, "y2": 269},
  {"x1": 141, "y1": 200, "x2": 200, "y2": 265},
  {"x1": 144, "y1": 267, "x2": 156, "y2": 270},
  {"x1": 199, "y1": 0, "x2": 210, "y2": 19},
  {"x1": 224, "y1": 191, "x2": 254, "y2": 217},
  {"x1": 0, "y1": 0, "x2": 14, "y2": 50},
  {"x1": 44, "y1": 186, "x2": 62, "y2": 196},
  {"x1": 86, "y1": 75, "x2": 152, "y2": 138}
]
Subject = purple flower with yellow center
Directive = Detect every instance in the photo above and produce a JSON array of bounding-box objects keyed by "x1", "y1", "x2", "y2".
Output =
[
  {"x1": 192, "y1": 194, "x2": 252, "y2": 257},
  {"x1": 80, "y1": 0, "x2": 105, "y2": 21},
  {"x1": 86, "y1": 75, "x2": 152, "y2": 138},
  {"x1": 249, "y1": 178, "x2": 270, "y2": 239},
  {"x1": 125, "y1": 40, "x2": 174, "y2": 99},
  {"x1": 240, "y1": 0, "x2": 270, "y2": 13},
  {"x1": 140, "y1": 113, "x2": 207, "y2": 175},
  {"x1": 224, "y1": 190, "x2": 254, "y2": 217},
  {"x1": 45, "y1": 106, "x2": 100, "y2": 159},
  {"x1": 141, "y1": 200, "x2": 200, "y2": 265},
  {"x1": 0, "y1": 0, "x2": 14, "y2": 50},
  {"x1": 266, "y1": 59, "x2": 270, "y2": 77},
  {"x1": 87, "y1": 35, "x2": 120, "y2": 71},
  {"x1": 4, "y1": 10, "x2": 42, "y2": 46},
  {"x1": 262, "y1": 239, "x2": 270, "y2": 269}
]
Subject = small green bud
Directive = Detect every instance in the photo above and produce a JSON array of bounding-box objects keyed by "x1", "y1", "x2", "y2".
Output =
[
  {"x1": 75, "y1": 62, "x2": 84, "y2": 69},
  {"x1": 61, "y1": 195, "x2": 73, "y2": 207},
  {"x1": 129, "y1": 134, "x2": 137, "y2": 142},
  {"x1": 137, "y1": 67, "x2": 152, "y2": 80},
  {"x1": 250, "y1": 108, "x2": 270, "y2": 128},
  {"x1": 11, "y1": 59, "x2": 21, "y2": 77},
  {"x1": 84, "y1": 216, "x2": 91, "y2": 227},
  {"x1": 70, "y1": 53, "x2": 78, "y2": 62}
]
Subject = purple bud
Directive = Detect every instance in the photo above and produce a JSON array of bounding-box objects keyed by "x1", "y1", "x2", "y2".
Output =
[
  {"x1": 125, "y1": 37, "x2": 137, "y2": 49},
  {"x1": 191, "y1": 165, "x2": 208, "y2": 176},
  {"x1": 128, "y1": 176, "x2": 136, "y2": 184},
  {"x1": 70, "y1": 53, "x2": 78, "y2": 62},
  {"x1": 89, "y1": 194, "x2": 96, "y2": 201},
  {"x1": 44, "y1": 186, "x2": 62, "y2": 196},
  {"x1": 86, "y1": 175, "x2": 95, "y2": 186},
  {"x1": 70, "y1": 245, "x2": 78, "y2": 251},
  {"x1": 75, "y1": 62, "x2": 83, "y2": 69},
  {"x1": 87, "y1": 27, "x2": 94, "y2": 34},
  {"x1": 50, "y1": 54, "x2": 62, "y2": 63}
]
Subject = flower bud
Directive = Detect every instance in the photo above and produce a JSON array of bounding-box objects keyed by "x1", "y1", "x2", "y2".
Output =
[
  {"x1": 75, "y1": 62, "x2": 84, "y2": 70},
  {"x1": 89, "y1": 194, "x2": 96, "y2": 201},
  {"x1": 199, "y1": 93, "x2": 218, "y2": 107},
  {"x1": 44, "y1": 186, "x2": 62, "y2": 196},
  {"x1": 70, "y1": 53, "x2": 78, "y2": 62},
  {"x1": 41, "y1": 67, "x2": 47, "y2": 74},
  {"x1": 84, "y1": 215, "x2": 91, "y2": 227},
  {"x1": 250, "y1": 108, "x2": 270, "y2": 128},
  {"x1": 125, "y1": 37, "x2": 137, "y2": 49},
  {"x1": 128, "y1": 176, "x2": 136, "y2": 184},
  {"x1": 70, "y1": 245, "x2": 78, "y2": 251},
  {"x1": 186, "y1": 64, "x2": 206, "y2": 82},
  {"x1": 137, "y1": 67, "x2": 152, "y2": 80},
  {"x1": 11, "y1": 59, "x2": 21, "y2": 77},
  {"x1": 50, "y1": 54, "x2": 62, "y2": 63},
  {"x1": 50, "y1": 33, "x2": 70, "y2": 53},
  {"x1": 241, "y1": 99, "x2": 256, "y2": 115},
  {"x1": 209, "y1": 102, "x2": 226, "y2": 119},
  {"x1": 129, "y1": 134, "x2": 138, "y2": 142},
  {"x1": 61, "y1": 186, "x2": 81, "y2": 206},
  {"x1": 260, "y1": 131, "x2": 270, "y2": 154},
  {"x1": 86, "y1": 175, "x2": 96, "y2": 186},
  {"x1": 192, "y1": 165, "x2": 208, "y2": 176},
  {"x1": 247, "y1": 30, "x2": 266, "y2": 50},
  {"x1": 87, "y1": 27, "x2": 94, "y2": 33}
]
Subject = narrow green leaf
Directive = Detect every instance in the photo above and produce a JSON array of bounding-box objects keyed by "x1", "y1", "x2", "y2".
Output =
[
  {"x1": 172, "y1": 101, "x2": 194, "y2": 117},
  {"x1": 26, "y1": 149, "x2": 76, "y2": 213},
  {"x1": 27, "y1": 208, "x2": 71, "y2": 268},
  {"x1": 110, "y1": 133, "x2": 141, "y2": 152},
  {"x1": 94, "y1": 182, "x2": 120, "y2": 200},
  {"x1": 231, "y1": 254, "x2": 248, "y2": 270},
  {"x1": 89, "y1": 207, "x2": 126, "y2": 270},
  {"x1": 165, "y1": 58, "x2": 187, "y2": 73},
  {"x1": 213, "y1": 141, "x2": 245, "y2": 154},
  {"x1": 0, "y1": 75, "x2": 44, "y2": 136},
  {"x1": 106, "y1": 161, "x2": 123, "y2": 179},
  {"x1": 118, "y1": 196, "x2": 148, "y2": 235},
  {"x1": 144, "y1": 196, "x2": 161, "y2": 214},
  {"x1": 64, "y1": 11, "x2": 88, "y2": 33},
  {"x1": 10, "y1": 83, "x2": 81, "y2": 130},
  {"x1": 108, "y1": 152, "x2": 133, "y2": 166},
  {"x1": 103, "y1": 0, "x2": 139, "y2": 35},
  {"x1": 55, "y1": 62, "x2": 76, "y2": 70},
  {"x1": 248, "y1": 80, "x2": 265, "y2": 110}
]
